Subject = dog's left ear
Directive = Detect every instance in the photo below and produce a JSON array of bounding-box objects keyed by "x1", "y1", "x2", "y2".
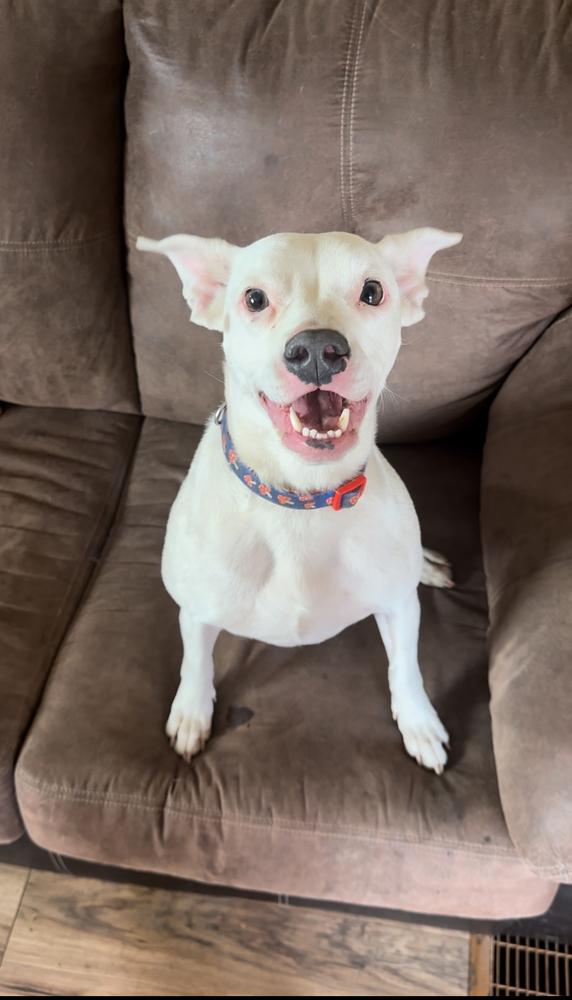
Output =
[
  {"x1": 136, "y1": 234, "x2": 240, "y2": 331},
  {"x1": 378, "y1": 228, "x2": 462, "y2": 327}
]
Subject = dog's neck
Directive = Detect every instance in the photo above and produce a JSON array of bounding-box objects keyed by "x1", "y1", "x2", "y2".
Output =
[{"x1": 223, "y1": 379, "x2": 376, "y2": 494}]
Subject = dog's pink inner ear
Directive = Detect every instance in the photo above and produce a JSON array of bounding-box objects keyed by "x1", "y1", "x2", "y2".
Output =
[
  {"x1": 378, "y1": 228, "x2": 462, "y2": 327},
  {"x1": 180, "y1": 257, "x2": 227, "y2": 320},
  {"x1": 137, "y1": 234, "x2": 239, "y2": 332}
]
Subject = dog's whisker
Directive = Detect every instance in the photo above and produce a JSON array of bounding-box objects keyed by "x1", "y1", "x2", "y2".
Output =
[
  {"x1": 401, "y1": 329, "x2": 428, "y2": 347},
  {"x1": 382, "y1": 384, "x2": 410, "y2": 405},
  {"x1": 203, "y1": 370, "x2": 224, "y2": 385}
]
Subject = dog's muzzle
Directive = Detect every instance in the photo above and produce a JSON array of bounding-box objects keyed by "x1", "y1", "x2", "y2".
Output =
[{"x1": 283, "y1": 328, "x2": 350, "y2": 386}]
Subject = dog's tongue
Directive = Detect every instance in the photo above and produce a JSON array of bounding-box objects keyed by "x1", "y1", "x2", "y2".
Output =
[{"x1": 292, "y1": 390, "x2": 343, "y2": 432}]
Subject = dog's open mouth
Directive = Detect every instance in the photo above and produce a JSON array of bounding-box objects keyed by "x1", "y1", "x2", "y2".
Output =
[
  {"x1": 289, "y1": 389, "x2": 348, "y2": 440},
  {"x1": 260, "y1": 389, "x2": 369, "y2": 458}
]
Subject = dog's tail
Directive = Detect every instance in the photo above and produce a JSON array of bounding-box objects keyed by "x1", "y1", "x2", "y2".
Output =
[{"x1": 136, "y1": 236, "x2": 162, "y2": 253}]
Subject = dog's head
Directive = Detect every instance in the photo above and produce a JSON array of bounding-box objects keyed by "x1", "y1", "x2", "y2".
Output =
[{"x1": 138, "y1": 229, "x2": 461, "y2": 481}]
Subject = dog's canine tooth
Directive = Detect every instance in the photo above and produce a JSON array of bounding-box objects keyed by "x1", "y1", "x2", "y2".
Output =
[
  {"x1": 302, "y1": 426, "x2": 310, "y2": 437},
  {"x1": 338, "y1": 408, "x2": 350, "y2": 432},
  {"x1": 289, "y1": 406, "x2": 303, "y2": 432}
]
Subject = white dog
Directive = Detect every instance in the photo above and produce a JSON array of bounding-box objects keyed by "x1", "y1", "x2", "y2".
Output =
[{"x1": 137, "y1": 226, "x2": 462, "y2": 773}]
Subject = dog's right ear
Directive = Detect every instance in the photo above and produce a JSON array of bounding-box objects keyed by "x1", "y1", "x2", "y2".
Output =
[{"x1": 136, "y1": 234, "x2": 240, "y2": 331}]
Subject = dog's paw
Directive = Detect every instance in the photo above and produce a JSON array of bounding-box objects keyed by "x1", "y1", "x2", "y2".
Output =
[
  {"x1": 166, "y1": 682, "x2": 215, "y2": 761},
  {"x1": 420, "y1": 548, "x2": 454, "y2": 589},
  {"x1": 166, "y1": 706, "x2": 213, "y2": 761},
  {"x1": 393, "y1": 698, "x2": 449, "y2": 774}
]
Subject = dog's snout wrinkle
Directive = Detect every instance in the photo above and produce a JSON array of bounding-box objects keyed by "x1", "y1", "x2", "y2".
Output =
[{"x1": 284, "y1": 328, "x2": 350, "y2": 386}]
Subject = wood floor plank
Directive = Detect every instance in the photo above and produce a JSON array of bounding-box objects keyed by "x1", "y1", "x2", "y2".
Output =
[
  {"x1": 0, "y1": 869, "x2": 468, "y2": 996},
  {"x1": 0, "y1": 865, "x2": 29, "y2": 962},
  {"x1": 468, "y1": 934, "x2": 492, "y2": 996}
]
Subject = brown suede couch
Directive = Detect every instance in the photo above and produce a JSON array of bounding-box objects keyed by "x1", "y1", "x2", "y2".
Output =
[{"x1": 1, "y1": 0, "x2": 571, "y2": 921}]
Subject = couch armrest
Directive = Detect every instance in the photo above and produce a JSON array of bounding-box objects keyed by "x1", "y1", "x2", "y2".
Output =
[{"x1": 481, "y1": 309, "x2": 572, "y2": 878}]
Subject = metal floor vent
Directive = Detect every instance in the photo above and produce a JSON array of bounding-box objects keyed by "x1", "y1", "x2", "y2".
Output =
[{"x1": 490, "y1": 934, "x2": 572, "y2": 996}]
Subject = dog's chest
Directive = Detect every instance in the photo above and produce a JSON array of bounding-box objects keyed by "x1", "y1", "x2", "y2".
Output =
[
  {"x1": 223, "y1": 532, "x2": 373, "y2": 645},
  {"x1": 164, "y1": 500, "x2": 411, "y2": 647}
]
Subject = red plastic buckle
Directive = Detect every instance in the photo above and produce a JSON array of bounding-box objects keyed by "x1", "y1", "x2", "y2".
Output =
[{"x1": 332, "y1": 474, "x2": 367, "y2": 511}]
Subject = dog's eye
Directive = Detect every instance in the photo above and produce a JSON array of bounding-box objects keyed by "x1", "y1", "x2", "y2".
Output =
[
  {"x1": 360, "y1": 280, "x2": 384, "y2": 306},
  {"x1": 245, "y1": 288, "x2": 269, "y2": 312}
]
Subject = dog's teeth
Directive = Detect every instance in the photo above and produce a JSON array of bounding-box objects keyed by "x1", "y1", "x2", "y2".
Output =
[
  {"x1": 309, "y1": 428, "x2": 318, "y2": 438},
  {"x1": 334, "y1": 429, "x2": 342, "y2": 438},
  {"x1": 316, "y1": 432, "x2": 328, "y2": 440},
  {"x1": 289, "y1": 406, "x2": 303, "y2": 433},
  {"x1": 302, "y1": 426, "x2": 310, "y2": 437},
  {"x1": 327, "y1": 430, "x2": 336, "y2": 438},
  {"x1": 338, "y1": 408, "x2": 350, "y2": 433}
]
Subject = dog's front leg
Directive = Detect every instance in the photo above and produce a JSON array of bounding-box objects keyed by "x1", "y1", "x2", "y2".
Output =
[
  {"x1": 375, "y1": 593, "x2": 449, "y2": 773},
  {"x1": 166, "y1": 609, "x2": 219, "y2": 761}
]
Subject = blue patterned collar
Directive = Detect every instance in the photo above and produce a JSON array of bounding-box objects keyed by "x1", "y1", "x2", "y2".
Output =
[{"x1": 216, "y1": 405, "x2": 367, "y2": 511}]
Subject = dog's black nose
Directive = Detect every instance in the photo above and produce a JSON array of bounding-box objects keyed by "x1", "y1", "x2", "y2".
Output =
[{"x1": 283, "y1": 328, "x2": 351, "y2": 386}]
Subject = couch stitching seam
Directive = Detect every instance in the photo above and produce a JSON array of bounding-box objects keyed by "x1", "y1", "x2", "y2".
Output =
[
  {"x1": 0, "y1": 231, "x2": 120, "y2": 251},
  {"x1": 15, "y1": 778, "x2": 518, "y2": 858},
  {"x1": 340, "y1": 0, "x2": 364, "y2": 233},
  {"x1": 427, "y1": 273, "x2": 572, "y2": 288},
  {"x1": 348, "y1": 0, "x2": 368, "y2": 232}
]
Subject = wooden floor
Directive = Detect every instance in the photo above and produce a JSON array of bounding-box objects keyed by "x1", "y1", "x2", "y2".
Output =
[{"x1": 0, "y1": 862, "x2": 474, "y2": 996}]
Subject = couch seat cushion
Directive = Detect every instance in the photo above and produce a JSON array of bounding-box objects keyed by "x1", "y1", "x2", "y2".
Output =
[
  {"x1": 15, "y1": 417, "x2": 556, "y2": 918},
  {"x1": 0, "y1": 405, "x2": 140, "y2": 842}
]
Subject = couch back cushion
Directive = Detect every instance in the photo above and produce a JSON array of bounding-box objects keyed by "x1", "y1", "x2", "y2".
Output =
[
  {"x1": 0, "y1": 0, "x2": 138, "y2": 413},
  {"x1": 125, "y1": 0, "x2": 572, "y2": 439}
]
